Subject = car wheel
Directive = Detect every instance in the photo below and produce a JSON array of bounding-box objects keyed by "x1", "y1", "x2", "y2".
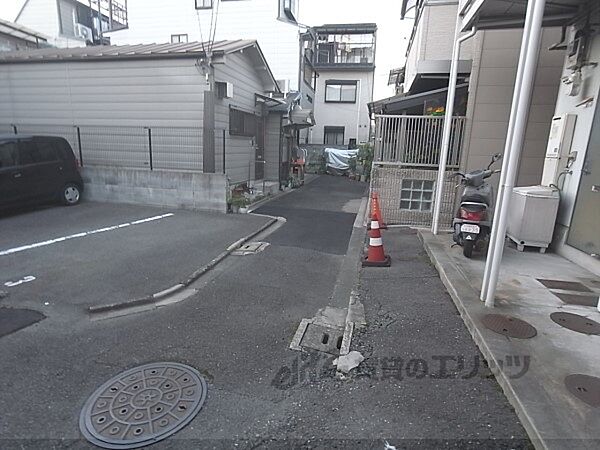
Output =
[
  {"x1": 61, "y1": 183, "x2": 81, "y2": 206},
  {"x1": 463, "y1": 240, "x2": 474, "y2": 258}
]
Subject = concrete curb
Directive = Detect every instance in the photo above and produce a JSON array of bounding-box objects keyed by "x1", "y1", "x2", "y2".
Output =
[
  {"x1": 88, "y1": 216, "x2": 279, "y2": 315},
  {"x1": 418, "y1": 230, "x2": 545, "y2": 450}
]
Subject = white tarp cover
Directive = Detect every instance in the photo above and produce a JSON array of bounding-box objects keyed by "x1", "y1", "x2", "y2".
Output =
[{"x1": 324, "y1": 148, "x2": 359, "y2": 170}]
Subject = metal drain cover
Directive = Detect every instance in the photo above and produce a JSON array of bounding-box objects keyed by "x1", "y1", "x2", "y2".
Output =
[
  {"x1": 481, "y1": 314, "x2": 537, "y2": 339},
  {"x1": 552, "y1": 292, "x2": 599, "y2": 307},
  {"x1": 80, "y1": 362, "x2": 207, "y2": 449},
  {"x1": 231, "y1": 241, "x2": 269, "y2": 255},
  {"x1": 565, "y1": 374, "x2": 600, "y2": 407},
  {"x1": 536, "y1": 279, "x2": 592, "y2": 292},
  {"x1": 550, "y1": 312, "x2": 600, "y2": 335}
]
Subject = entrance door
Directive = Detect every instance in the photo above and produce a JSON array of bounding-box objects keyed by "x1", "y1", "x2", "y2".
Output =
[
  {"x1": 255, "y1": 116, "x2": 265, "y2": 180},
  {"x1": 567, "y1": 103, "x2": 600, "y2": 257}
]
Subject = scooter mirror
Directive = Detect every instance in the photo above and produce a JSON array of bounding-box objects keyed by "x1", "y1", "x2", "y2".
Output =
[{"x1": 488, "y1": 153, "x2": 502, "y2": 169}]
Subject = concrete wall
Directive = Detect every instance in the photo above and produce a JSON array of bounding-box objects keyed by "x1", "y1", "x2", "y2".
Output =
[
  {"x1": 108, "y1": 0, "x2": 300, "y2": 91},
  {"x1": 404, "y1": 2, "x2": 474, "y2": 92},
  {"x1": 461, "y1": 27, "x2": 565, "y2": 186},
  {"x1": 82, "y1": 166, "x2": 228, "y2": 212},
  {"x1": 311, "y1": 70, "x2": 374, "y2": 146}
]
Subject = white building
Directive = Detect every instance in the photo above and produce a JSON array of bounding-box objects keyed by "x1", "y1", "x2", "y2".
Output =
[
  {"x1": 308, "y1": 23, "x2": 377, "y2": 147},
  {"x1": 15, "y1": 0, "x2": 128, "y2": 47},
  {"x1": 105, "y1": 0, "x2": 302, "y2": 93}
]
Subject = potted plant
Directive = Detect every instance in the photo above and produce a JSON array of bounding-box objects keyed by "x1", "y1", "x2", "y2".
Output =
[
  {"x1": 230, "y1": 196, "x2": 248, "y2": 213},
  {"x1": 357, "y1": 143, "x2": 374, "y2": 182}
]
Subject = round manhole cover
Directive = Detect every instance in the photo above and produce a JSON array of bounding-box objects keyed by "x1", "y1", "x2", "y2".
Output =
[
  {"x1": 80, "y1": 362, "x2": 207, "y2": 449},
  {"x1": 565, "y1": 374, "x2": 600, "y2": 407},
  {"x1": 481, "y1": 314, "x2": 537, "y2": 339},
  {"x1": 550, "y1": 312, "x2": 600, "y2": 335}
]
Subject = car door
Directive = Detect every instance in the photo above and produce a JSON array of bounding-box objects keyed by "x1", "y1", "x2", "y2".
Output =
[
  {"x1": 0, "y1": 141, "x2": 20, "y2": 206},
  {"x1": 16, "y1": 138, "x2": 63, "y2": 200}
]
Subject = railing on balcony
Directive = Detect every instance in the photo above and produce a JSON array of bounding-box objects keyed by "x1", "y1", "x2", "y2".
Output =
[{"x1": 374, "y1": 115, "x2": 466, "y2": 168}]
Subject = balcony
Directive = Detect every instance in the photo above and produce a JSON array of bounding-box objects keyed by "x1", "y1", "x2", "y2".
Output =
[{"x1": 312, "y1": 24, "x2": 376, "y2": 71}]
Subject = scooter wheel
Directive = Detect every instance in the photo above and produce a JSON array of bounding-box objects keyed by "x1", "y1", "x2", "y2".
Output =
[{"x1": 463, "y1": 241, "x2": 474, "y2": 258}]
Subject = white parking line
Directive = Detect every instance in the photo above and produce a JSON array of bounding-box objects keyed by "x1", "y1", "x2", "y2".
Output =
[{"x1": 0, "y1": 213, "x2": 174, "y2": 257}]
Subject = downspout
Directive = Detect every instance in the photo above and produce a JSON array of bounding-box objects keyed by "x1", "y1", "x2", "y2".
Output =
[
  {"x1": 431, "y1": 19, "x2": 477, "y2": 235},
  {"x1": 484, "y1": 0, "x2": 547, "y2": 307}
]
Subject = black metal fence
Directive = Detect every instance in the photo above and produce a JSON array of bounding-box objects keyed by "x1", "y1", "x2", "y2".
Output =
[{"x1": 3, "y1": 124, "x2": 206, "y2": 172}]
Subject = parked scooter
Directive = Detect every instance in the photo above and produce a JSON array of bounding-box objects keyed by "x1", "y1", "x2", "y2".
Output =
[{"x1": 452, "y1": 153, "x2": 502, "y2": 258}]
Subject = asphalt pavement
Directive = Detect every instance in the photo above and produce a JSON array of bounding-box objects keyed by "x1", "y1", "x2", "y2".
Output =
[{"x1": 0, "y1": 176, "x2": 530, "y2": 449}]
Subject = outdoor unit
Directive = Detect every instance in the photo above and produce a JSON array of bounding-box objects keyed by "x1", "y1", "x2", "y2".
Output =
[
  {"x1": 75, "y1": 23, "x2": 93, "y2": 42},
  {"x1": 541, "y1": 114, "x2": 576, "y2": 186},
  {"x1": 507, "y1": 186, "x2": 560, "y2": 253}
]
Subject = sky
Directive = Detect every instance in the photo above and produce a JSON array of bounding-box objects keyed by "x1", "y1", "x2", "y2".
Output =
[{"x1": 0, "y1": 0, "x2": 414, "y2": 100}]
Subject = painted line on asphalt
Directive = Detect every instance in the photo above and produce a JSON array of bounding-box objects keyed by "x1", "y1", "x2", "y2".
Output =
[{"x1": 0, "y1": 213, "x2": 174, "y2": 257}]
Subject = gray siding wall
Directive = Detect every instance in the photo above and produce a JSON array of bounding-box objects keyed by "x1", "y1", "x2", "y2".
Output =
[
  {"x1": 214, "y1": 51, "x2": 266, "y2": 184},
  {"x1": 0, "y1": 58, "x2": 207, "y2": 127},
  {"x1": 264, "y1": 112, "x2": 282, "y2": 181},
  {"x1": 462, "y1": 28, "x2": 565, "y2": 186}
]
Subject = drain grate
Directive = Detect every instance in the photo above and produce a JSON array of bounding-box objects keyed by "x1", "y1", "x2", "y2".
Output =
[
  {"x1": 536, "y1": 279, "x2": 592, "y2": 292},
  {"x1": 299, "y1": 323, "x2": 345, "y2": 355},
  {"x1": 481, "y1": 314, "x2": 537, "y2": 339},
  {"x1": 552, "y1": 292, "x2": 599, "y2": 307},
  {"x1": 231, "y1": 241, "x2": 269, "y2": 256},
  {"x1": 550, "y1": 312, "x2": 600, "y2": 335},
  {"x1": 80, "y1": 362, "x2": 207, "y2": 449},
  {"x1": 0, "y1": 307, "x2": 45, "y2": 338},
  {"x1": 565, "y1": 374, "x2": 600, "y2": 407}
]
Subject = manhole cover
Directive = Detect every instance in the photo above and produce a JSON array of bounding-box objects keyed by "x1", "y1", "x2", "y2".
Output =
[
  {"x1": 552, "y1": 292, "x2": 599, "y2": 307},
  {"x1": 565, "y1": 374, "x2": 600, "y2": 407},
  {"x1": 231, "y1": 241, "x2": 269, "y2": 255},
  {"x1": 0, "y1": 307, "x2": 45, "y2": 338},
  {"x1": 481, "y1": 314, "x2": 537, "y2": 339},
  {"x1": 550, "y1": 312, "x2": 600, "y2": 335},
  {"x1": 300, "y1": 323, "x2": 345, "y2": 355},
  {"x1": 536, "y1": 279, "x2": 592, "y2": 292},
  {"x1": 80, "y1": 362, "x2": 207, "y2": 449}
]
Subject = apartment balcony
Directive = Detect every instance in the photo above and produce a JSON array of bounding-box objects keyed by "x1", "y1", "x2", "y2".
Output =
[{"x1": 312, "y1": 23, "x2": 376, "y2": 71}]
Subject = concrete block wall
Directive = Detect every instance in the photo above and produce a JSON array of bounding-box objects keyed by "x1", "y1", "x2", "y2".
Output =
[{"x1": 82, "y1": 167, "x2": 228, "y2": 212}]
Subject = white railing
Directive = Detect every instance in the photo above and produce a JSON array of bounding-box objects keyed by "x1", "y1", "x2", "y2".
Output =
[{"x1": 374, "y1": 115, "x2": 466, "y2": 168}]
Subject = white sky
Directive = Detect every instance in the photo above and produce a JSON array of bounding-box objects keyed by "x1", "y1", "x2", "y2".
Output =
[{"x1": 0, "y1": 0, "x2": 413, "y2": 100}]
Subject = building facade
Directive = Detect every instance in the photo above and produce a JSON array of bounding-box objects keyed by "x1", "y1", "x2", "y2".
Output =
[
  {"x1": 308, "y1": 23, "x2": 377, "y2": 148},
  {"x1": 15, "y1": 0, "x2": 128, "y2": 47},
  {"x1": 105, "y1": 0, "x2": 301, "y2": 93}
]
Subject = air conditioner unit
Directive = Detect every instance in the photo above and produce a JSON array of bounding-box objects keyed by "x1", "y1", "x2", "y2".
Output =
[{"x1": 75, "y1": 23, "x2": 93, "y2": 42}]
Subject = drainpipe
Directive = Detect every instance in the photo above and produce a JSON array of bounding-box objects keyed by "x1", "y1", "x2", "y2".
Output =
[
  {"x1": 480, "y1": 0, "x2": 536, "y2": 301},
  {"x1": 484, "y1": 0, "x2": 547, "y2": 307},
  {"x1": 431, "y1": 16, "x2": 477, "y2": 235}
]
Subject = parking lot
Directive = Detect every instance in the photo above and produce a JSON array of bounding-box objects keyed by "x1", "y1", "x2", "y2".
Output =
[{"x1": 0, "y1": 202, "x2": 270, "y2": 319}]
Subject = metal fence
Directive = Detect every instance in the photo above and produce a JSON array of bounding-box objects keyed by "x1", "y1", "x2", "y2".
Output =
[
  {"x1": 3, "y1": 124, "x2": 205, "y2": 172},
  {"x1": 374, "y1": 115, "x2": 466, "y2": 167}
]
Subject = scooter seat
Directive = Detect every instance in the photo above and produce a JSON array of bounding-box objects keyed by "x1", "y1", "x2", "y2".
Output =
[{"x1": 462, "y1": 193, "x2": 488, "y2": 204}]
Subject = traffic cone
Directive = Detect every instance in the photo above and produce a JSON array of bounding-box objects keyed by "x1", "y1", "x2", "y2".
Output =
[
  {"x1": 362, "y1": 216, "x2": 391, "y2": 267},
  {"x1": 367, "y1": 192, "x2": 387, "y2": 230}
]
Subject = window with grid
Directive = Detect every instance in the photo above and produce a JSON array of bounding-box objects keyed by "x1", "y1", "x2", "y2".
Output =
[
  {"x1": 400, "y1": 179, "x2": 434, "y2": 211},
  {"x1": 324, "y1": 126, "x2": 344, "y2": 145},
  {"x1": 171, "y1": 34, "x2": 188, "y2": 43},
  {"x1": 195, "y1": 0, "x2": 212, "y2": 9}
]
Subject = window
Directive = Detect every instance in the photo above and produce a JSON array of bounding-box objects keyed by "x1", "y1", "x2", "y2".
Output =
[
  {"x1": 194, "y1": 0, "x2": 212, "y2": 9},
  {"x1": 229, "y1": 108, "x2": 257, "y2": 137},
  {"x1": 0, "y1": 142, "x2": 17, "y2": 169},
  {"x1": 18, "y1": 140, "x2": 59, "y2": 165},
  {"x1": 303, "y1": 62, "x2": 315, "y2": 90},
  {"x1": 400, "y1": 179, "x2": 434, "y2": 211},
  {"x1": 324, "y1": 126, "x2": 344, "y2": 146},
  {"x1": 171, "y1": 34, "x2": 188, "y2": 44},
  {"x1": 279, "y1": 0, "x2": 297, "y2": 23},
  {"x1": 325, "y1": 81, "x2": 357, "y2": 103},
  {"x1": 216, "y1": 81, "x2": 232, "y2": 99}
]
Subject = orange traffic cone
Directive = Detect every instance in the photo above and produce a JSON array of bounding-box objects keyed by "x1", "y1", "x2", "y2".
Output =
[
  {"x1": 362, "y1": 215, "x2": 391, "y2": 267},
  {"x1": 367, "y1": 192, "x2": 387, "y2": 230}
]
